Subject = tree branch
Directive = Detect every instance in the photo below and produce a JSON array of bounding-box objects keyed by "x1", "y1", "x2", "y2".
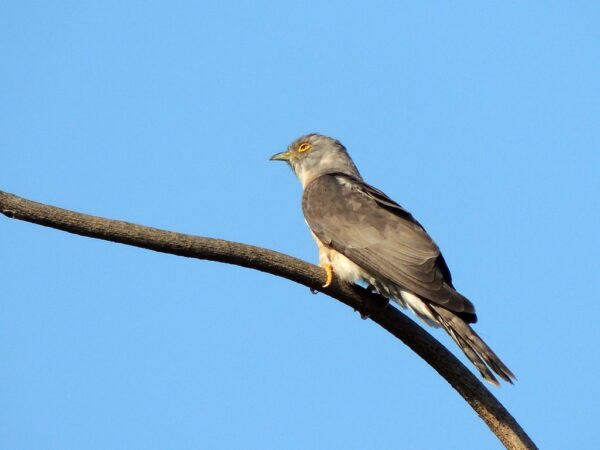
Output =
[{"x1": 0, "y1": 190, "x2": 537, "y2": 450}]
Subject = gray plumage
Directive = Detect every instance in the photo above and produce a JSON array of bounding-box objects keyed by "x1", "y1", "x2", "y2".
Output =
[{"x1": 271, "y1": 133, "x2": 515, "y2": 385}]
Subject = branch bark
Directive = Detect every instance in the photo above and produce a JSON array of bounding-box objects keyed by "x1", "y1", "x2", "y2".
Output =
[{"x1": 0, "y1": 190, "x2": 537, "y2": 450}]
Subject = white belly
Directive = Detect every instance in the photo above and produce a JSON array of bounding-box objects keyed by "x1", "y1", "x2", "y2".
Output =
[
  {"x1": 308, "y1": 228, "x2": 367, "y2": 283},
  {"x1": 327, "y1": 249, "x2": 366, "y2": 283}
]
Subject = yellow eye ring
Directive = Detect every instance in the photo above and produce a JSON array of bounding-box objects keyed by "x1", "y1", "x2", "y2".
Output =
[{"x1": 298, "y1": 143, "x2": 312, "y2": 153}]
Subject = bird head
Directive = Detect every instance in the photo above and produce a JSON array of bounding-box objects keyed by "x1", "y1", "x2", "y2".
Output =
[{"x1": 270, "y1": 134, "x2": 361, "y2": 186}]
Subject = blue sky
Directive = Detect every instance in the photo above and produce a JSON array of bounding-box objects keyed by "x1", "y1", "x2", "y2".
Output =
[{"x1": 1, "y1": 2, "x2": 598, "y2": 449}]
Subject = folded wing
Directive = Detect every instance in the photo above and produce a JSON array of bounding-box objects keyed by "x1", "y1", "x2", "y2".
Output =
[{"x1": 302, "y1": 173, "x2": 476, "y2": 321}]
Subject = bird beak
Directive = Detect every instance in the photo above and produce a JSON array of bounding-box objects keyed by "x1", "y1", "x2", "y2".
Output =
[{"x1": 270, "y1": 151, "x2": 291, "y2": 162}]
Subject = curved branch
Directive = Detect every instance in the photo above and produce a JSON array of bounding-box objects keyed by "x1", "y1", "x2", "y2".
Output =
[{"x1": 0, "y1": 190, "x2": 537, "y2": 450}]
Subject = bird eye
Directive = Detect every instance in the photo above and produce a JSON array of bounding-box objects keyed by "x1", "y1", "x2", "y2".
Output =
[{"x1": 298, "y1": 143, "x2": 312, "y2": 153}]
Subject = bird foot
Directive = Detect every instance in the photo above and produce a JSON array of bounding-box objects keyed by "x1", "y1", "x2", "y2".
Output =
[{"x1": 322, "y1": 263, "x2": 334, "y2": 288}]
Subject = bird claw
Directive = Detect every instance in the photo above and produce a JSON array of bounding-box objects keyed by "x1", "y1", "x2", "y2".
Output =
[{"x1": 322, "y1": 264, "x2": 334, "y2": 288}]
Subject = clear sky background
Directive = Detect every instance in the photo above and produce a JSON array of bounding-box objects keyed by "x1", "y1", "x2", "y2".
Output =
[{"x1": 1, "y1": 2, "x2": 598, "y2": 449}]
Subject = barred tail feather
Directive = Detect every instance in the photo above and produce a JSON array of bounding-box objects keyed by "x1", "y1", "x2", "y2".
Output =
[{"x1": 430, "y1": 305, "x2": 515, "y2": 386}]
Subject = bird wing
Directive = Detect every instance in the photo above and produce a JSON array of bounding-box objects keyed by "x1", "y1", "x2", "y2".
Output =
[{"x1": 302, "y1": 173, "x2": 475, "y2": 317}]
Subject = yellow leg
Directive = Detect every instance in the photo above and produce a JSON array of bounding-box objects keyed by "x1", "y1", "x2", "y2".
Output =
[{"x1": 322, "y1": 264, "x2": 334, "y2": 288}]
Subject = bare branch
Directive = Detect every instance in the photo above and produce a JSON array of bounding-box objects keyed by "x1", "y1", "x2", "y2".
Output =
[{"x1": 0, "y1": 190, "x2": 537, "y2": 450}]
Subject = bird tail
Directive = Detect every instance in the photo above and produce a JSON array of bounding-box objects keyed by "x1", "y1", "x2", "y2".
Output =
[{"x1": 430, "y1": 305, "x2": 516, "y2": 386}]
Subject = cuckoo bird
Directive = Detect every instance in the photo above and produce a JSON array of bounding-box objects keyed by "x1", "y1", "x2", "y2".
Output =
[{"x1": 271, "y1": 133, "x2": 515, "y2": 386}]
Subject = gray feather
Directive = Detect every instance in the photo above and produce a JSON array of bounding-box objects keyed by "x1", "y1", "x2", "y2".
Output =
[
  {"x1": 276, "y1": 133, "x2": 515, "y2": 385},
  {"x1": 303, "y1": 173, "x2": 515, "y2": 384},
  {"x1": 303, "y1": 173, "x2": 474, "y2": 317}
]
